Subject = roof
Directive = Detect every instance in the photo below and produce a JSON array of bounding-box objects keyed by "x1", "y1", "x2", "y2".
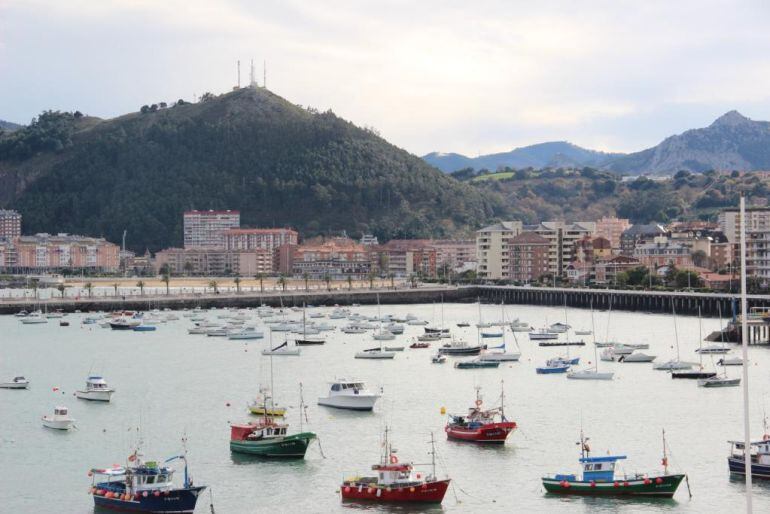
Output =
[
  {"x1": 477, "y1": 221, "x2": 522, "y2": 233},
  {"x1": 184, "y1": 210, "x2": 239, "y2": 215},
  {"x1": 579, "y1": 455, "x2": 627, "y2": 463},
  {"x1": 225, "y1": 228, "x2": 296, "y2": 235},
  {"x1": 622, "y1": 224, "x2": 667, "y2": 237}
]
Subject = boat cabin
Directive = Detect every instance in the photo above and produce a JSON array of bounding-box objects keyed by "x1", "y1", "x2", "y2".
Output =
[
  {"x1": 371, "y1": 463, "x2": 415, "y2": 486},
  {"x1": 578, "y1": 455, "x2": 626, "y2": 482},
  {"x1": 230, "y1": 422, "x2": 288, "y2": 441},
  {"x1": 86, "y1": 376, "x2": 109, "y2": 390},
  {"x1": 54, "y1": 406, "x2": 69, "y2": 417},
  {"x1": 330, "y1": 381, "x2": 366, "y2": 395},
  {"x1": 730, "y1": 439, "x2": 770, "y2": 465}
]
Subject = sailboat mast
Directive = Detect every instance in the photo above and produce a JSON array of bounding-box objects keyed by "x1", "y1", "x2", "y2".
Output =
[
  {"x1": 430, "y1": 431, "x2": 437, "y2": 478},
  {"x1": 662, "y1": 428, "x2": 669, "y2": 475},
  {"x1": 739, "y1": 195, "x2": 753, "y2": 507},
  {"x1": 299, "y1": 383, "x2": 304, "y2": 432},
  {"x1": 697, "y1": 305, "x2": 703, "y2": 368},
  {"x1": 269, "y1": 355, "x2": 275, "y2": 423},
  {"x1": 500, "y1": 380, "x2": 505, "y2": 419},
  {"x1": 672, "y1": 302, "x2": 681, "y2": 362}
]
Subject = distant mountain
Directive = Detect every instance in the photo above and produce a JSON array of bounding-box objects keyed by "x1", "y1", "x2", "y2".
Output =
[
  {"x1": 606, "y1": 111, "x2": 770, "y2": 175},
  {"x1": 423, "y1": 141, "x2": 624, "y2": 173},
  {"x1": 0, "y1": 88, "x2": 496, "y2": 251},
  {"x1": 0, "y1": 119, "x2": 22, "y2": 131}
]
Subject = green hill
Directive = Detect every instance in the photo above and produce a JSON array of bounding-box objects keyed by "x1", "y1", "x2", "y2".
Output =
[{"x1": 0, "y1": 88, "x2": 498, "y2": 252}]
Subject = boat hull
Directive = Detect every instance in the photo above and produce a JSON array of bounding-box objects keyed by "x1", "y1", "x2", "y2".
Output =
[
  {"x1": 318, "y1": 395, "x2": 379, "y2": 411},
  {"x1": 229, "y1": 432, "x2": 316, "y2": 458},
  {"x1": 295, "y1": 339, "x2": 324, "y2": 345},
  {"x1": 479, "y1": 353, "x2": 521, "y2": 362},
  {"x1": 0, "y1": 382, "x2": 29, "y2": 389},
  {"x1": 542, "y1": 474, "x2": 684, "y2": 497},
  {"x1": 536, "y1": 366, "x2": 570, "y2": 374},
  {"x1": 728, "y1": 456, "x2": 770, "y2": 479},
  {"x1": 438, "y1": 346, "x2": 483, "y2": 356},
  {"x1": 341, "y1": 479, "x2": 450, "y2": 503},
  {"x1": 42, "y1": 418, "x2": 74, "y2": 430},
  {"x1": 671, "y1": 371, "x2": 716, "y2": 379},
  {"x1": 76, "y1": 390, "x2": 114, "y2": 402},
  {"x1": 92, "y1": 485, "x2": 205, "y2": 513},
  {"x1": 538, "y1": 341, "x2": 585, "y2": 347},
  {"x1": 445, "y1": 422, "x2": 516, "y2": 443}
]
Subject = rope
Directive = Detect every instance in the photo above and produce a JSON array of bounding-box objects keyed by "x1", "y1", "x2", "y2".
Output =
[{"x1": 315, "y1": 436, "x2": 327, "y2": 459}]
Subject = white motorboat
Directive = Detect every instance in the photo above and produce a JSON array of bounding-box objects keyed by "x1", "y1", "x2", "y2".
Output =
[
  {"x1": 206, "y1": 327, "x2": 229, "y2": 337},
  {"x1": 46, "y1": 310, "x2": 65, "y2": 319},
  {"x1": 317, "y1": 379, "x2": 380, "y2": 411},
  {"x1": 355, "y1": 347, "x2": 395, "y2": 359},
  {"x1": 75, "y1": 375, "x2": 115, "y2": 402},
  {"x1": 566, "y1": 368, "x2": 614, "y2": 380},
  {"x1": 228, "y1": 327, "x2": 264, "y2": 340},
  {"x1": 549, "y1": 322, "x2": 570, "y2": 333},
  {"x1": 15, "y1": 310, "x2": 29, "y2": 317},
  {"x1": 42, "y1": 406, "x2": 75, "y2": 430},
  {"x1": 618, "y1": 352, "x2": 656, "y2": 363},
  {"x1": 431, "y1": 353, "x2": 447, "y2": 364},
  {"x1": 372, "y1": 330, "x2": 396, "y2": 341},
  {"x1": 718, "y1": 357, "x2": 744, "y2": 366},
  {"x1": 342, "y1": 325, "x2": 368, "y2": 334},
  {"x1": 21, "y1": 313, "x2": 48, "y2": 324},
  {"x1": 417, "y1": 332, "x2": 441, "y2": 342},
  {"x1": 386, "y1": 323, "x2": 404, "y2": 334},
  {"x1": 308, "y1": 312, "x2": 325, "y2": 319},
  {"x1": 0, "y1": 376, "x2": 29, "y2": 389}
]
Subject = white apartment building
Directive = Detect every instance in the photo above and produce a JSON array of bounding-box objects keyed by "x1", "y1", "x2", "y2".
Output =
[
  {"x1": 183, "y1": 210, "x2": 240, "y2": 249},
  {"x1": 720, "y1": 207, "x2": 770, "y2": 278},
  {"x1": 476, "y1": 221, "x2": 523, "y2": 280}
]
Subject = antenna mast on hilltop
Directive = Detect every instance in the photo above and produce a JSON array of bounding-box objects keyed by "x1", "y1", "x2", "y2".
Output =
[
  {"x1": 263, "y1": 60, "x2": 267, "y2": 89},
  {"x1": 250, "y1": 59, "x2": 256, "y2": 88}
]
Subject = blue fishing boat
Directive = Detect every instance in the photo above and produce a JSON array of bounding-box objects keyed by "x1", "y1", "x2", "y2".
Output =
[
  {"x1": 89, "y1": 447, "x2": 206, "y2": 513},
  {"x1": 133, "y1": 325, "x2": 157, "y2": 332},
  {"x1": 542, "y1": 430, "x2": 685, "y2": 497},
  {"x1": 728, "y1": 419, "x2": 770, "y2": 479},
  {"x1": 536, "y1": 362, "x2": 570, "y2": 374}
]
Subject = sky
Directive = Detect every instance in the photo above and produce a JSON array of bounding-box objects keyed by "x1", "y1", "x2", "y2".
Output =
[{"x1": 1, "y1": 0, "x2": 770, "y2": 156}]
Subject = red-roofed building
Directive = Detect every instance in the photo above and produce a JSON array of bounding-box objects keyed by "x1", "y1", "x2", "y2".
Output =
[{"x1": 371, "y1": 239, "x2": 437, "y2": 278}]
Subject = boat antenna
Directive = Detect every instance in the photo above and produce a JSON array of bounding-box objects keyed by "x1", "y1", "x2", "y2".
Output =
[
  {"x1": 739, "y1": 194, "x2": 753, "y2": 511},
  {"x1": 662, "y1": 428, "x2": 669, "y2": 475},
  {"x1": 500, "y1": 380, "x2": 506, "y2": 421},
  {"x1": 429, "y1": 431, "x2": 437, "y2": 480},
  {"x1": 299, "y1": 382, "x2": 305, "y2": 433},
  {"x1": 268, "y1": 354, "x2": 274, "y2": 424}
]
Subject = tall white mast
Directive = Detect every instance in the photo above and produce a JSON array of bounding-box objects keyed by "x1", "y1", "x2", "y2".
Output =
[{"x1": 739, "y1": 195, "x2": 753, "y2": 511}]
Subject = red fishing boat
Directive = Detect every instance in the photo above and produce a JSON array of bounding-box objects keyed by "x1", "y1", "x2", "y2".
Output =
[
  {"x1": 340, "y1": 428, "x2": 450, "y2": 504},
  {"x1": 445, "y1": 383, "x2": 517, "y2": 443}
]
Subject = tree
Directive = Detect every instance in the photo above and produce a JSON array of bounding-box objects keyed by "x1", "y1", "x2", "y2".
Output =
[
  {"x1": 234, "y1": 276, "x2": 241, "y2": 294},
  {"x1": 183, "y1": 261, "x2": 194, "y2": 276},
  {"x1": 136, "y1": 280, "x2": 145, "y2": 296},
  {"x1": 278, "y1": 275, "x2": 287, "y2": 292},
  {"x1": 84, "y1": 282, "x2": 93, "y2": 297},
  {"x1": 323, "y1": 272, "x2": 331, "y2": 291},
  {"x1": 140, "y1": 105, "x2": 150, "y2": 114},
  {"x1": 256, "y1": 273, "x2": 264, "y2": 292},
  {"x1": 388, "y1": 273, "x2": 395, "y2": 290},
  {"x1": 302, "y1": 272, "x2": 309, "y2": 292},
  {"x1": 112, "y1": 283, "x2": 119, "y2": 296},
  {"x1": 409, "y1": 273, "x2": 417, "y2": 289},
  {"x1": 30, "y1": 278, "x2": 39, "y2": 299},
  {"x1": 347, "y1": 275, "x2": 353, "y2": 291},
  {"x1": 209, "y1": 280, "x2": 218, "y2": 293},
  {"x1": 56, "y1": 283, "x2": 67, "y2": 298},
  {"x1": 161, "y1": 273, "x2": 170, "y2": 295},
  {"x1": 368, "y1": 270, "x2": 375, "y2": 290}
]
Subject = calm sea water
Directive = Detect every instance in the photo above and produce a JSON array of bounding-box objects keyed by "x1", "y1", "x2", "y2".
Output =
[{"x1": 1, "y1": 302, "x2": 769, "y2": 513}]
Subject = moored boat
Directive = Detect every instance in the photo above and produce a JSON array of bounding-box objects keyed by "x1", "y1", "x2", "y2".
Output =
[
  {"x1": 728, "y1": 419, "x2": 770, "y2": 478},
  {"x1": 318, "y1": 379, "x2": 380, "y2": 411},
  {"x1": 340, "y1": 428, "x2": 450, "y2": 503},
  {"x1": 89, "y1": 447, "x2": 206, "y2": 513},
  {"x1": 438, "y1": 339, "x2": 484, "y2": 356},
  {"x1": 619, "y1": 352, "x2": 656, "y2": 363},
  {"x1": 454, "y1": 359, "x2": 500, "y2": 369},
  {"x1": 529, "y1": 329, "x2": 558, "y2": 341},
  {"x1": 0, "y1": 376, "x2": 29, "y2": 389},
  {"x1": 542, "y1": 430, "x2": 685, "y2": 498},
  {"x1": 42, "y1": 405, "x2": 75, "y2": 430},
  {"x1": 445, "y1": 385, "x2": 516, "y2": 443},
  {"x1": 75, "y1": 375, "x2": 115, "y2": 402},
  {"x1": 230, "y1": 419, "x2": 315, "y2": 458}
]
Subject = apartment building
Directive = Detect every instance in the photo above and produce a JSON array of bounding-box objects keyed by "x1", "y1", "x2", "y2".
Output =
[
  {"x1": 632, "y1": 237, "x2": 693, "y2": 269},
  {"x1": 7, "y1": 233, "x2": 120, "y2": 272},
  {"x1": 476, "y1": 221, "x2": 523, "y2": 280},
  {"x1": 595, "y1": 216, "x2": 630, "y2": 250},
  {"x1": 620, "y1": 224, "x2": 668, "y2": 256},
  {"x1": 525, "y1": 221, "x2": 596, "y2": 276},
  {"x1": 371, "y1": 240, "x2": 438, "y2": 278},
  {"x1": 719, "y1": 207, "x2": 770, "y2": 277},
  {"x1": 508, "y1": 232, "x2": 550, "y2": 283},
  {"x1": 0, "y1": 209, "x2": 22, "y2": 241},
  {"x1": 154, "y1": 247, "x2": 274, "y2": 276},
  {"x1": 224, "y1": 228, "x2": 298, "y2": 251},
  {"x1": 183, "y1": 210, "x2": 240, "y2": 249},
  {"x1": 287, "y1": 237, "x2": 372, "y2": 279}
]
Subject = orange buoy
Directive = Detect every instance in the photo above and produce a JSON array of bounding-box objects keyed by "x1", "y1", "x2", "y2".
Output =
[{"x1": 410, "y1": 486, "x2": 416, "y2": 492}]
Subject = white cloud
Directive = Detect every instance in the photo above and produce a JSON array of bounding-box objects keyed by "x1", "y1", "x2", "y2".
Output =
[{"x1": 1, "y1": 0, "x2": 769, "y2": 155}]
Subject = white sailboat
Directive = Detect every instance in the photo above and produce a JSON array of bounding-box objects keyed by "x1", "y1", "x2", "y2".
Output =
[
  {"x1": 479, "y1": 307, "x2": 521, "y2": 362},
  {"x1": 567, "y1": 300, "x2": 613, "y2": 380},
  {"x1": 653, "y1": 302, "x2": 695, "y2": 371},
  {"x1": 261, "y1": 331, "x2": 301, "y2": 356}
]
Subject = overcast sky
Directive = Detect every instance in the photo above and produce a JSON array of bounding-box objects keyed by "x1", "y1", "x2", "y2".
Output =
[{"x1": 2, "y1": 0, "x2": 769, "y2": 156}]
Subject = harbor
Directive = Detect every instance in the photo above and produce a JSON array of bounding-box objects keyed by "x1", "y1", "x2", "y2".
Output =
[{"x1": 1, "y1": 301, "x2": 768, "y2": 512}]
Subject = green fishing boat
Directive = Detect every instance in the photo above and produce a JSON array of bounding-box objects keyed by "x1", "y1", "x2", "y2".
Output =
[
  {"x1": 229, "y1": 424, "x2": 316, "y2": 458},
  {"x1": 542, "y1": 430, "x2": 686, "y2": 498}
]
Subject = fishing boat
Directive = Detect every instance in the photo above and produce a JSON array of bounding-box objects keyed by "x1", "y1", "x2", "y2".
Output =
[
  {"x1": 438, "y1": 338, "x2": 484, "y2": 356},
  {"x1": 230, "y1": 388, "x2": 316, "y2": 458},
  {"x1": 409, "y1": 341, "x2": 430, "y2": 349},
  {"x1": 454, "y1": 359, "x2": 500, "y2": 369},
  {"x1": 536, "y1": 360, "x2": 571, "y2": 374},
  {"x1": 42, "y1": 406, "x2": 75, "y2": 430},
  {"x1": 76, "y1": 375, "x2": 115, "y2": 402},
  {"x1": 228, "y1": 327, "x2": 264, "y2": 340},
  {"x1": 89, "y1": 445, "x2": 206, "y2": 513},
  {"x1": 318, "y1": 379, "x2": 380, "y2": 411},
  {"x1": 619, "y1": 352, "x2": 656, "y2": 363},
  {"x1": 445, "y1": 384, "x2": 516, "y2": 443},
  {"x1": 0, "y1": 376, "x2": 29, "y2": 389},
  {"x1": 109, "y1": 315, "x2": 141, "y2": 330},
  {"x1": 340, "y1": 428, "x2": 450, "y2": 503},
  {"x1": 728, "y1": 417, "x2": 770, "y2": 478},
  {"x1": 542, "y1": 429, "x2": 685, "y2": 497}
]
